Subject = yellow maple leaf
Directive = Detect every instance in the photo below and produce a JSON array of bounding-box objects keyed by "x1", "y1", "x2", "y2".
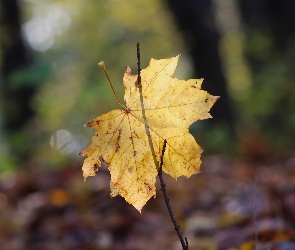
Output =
[{"x1": 80, "y1": 56, "x2": 218, "y2": 211}]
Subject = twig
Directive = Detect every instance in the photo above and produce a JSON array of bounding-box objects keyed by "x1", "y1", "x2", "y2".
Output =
[
  {"x1": 253, "y1": 172, "x2": 258, "y2": 250},
  {"x1": 136, "y1": 42, "x2": 141, "y2": 87},
  {"x1": 136, "y1": 42, "x2": 158, "y2": 168},
  {"x1": 136, "y1": 42, "x2": 188, "y2": 250},
  {"x1": 158, "y1": 140, "x2": 188, "y2": 250}
]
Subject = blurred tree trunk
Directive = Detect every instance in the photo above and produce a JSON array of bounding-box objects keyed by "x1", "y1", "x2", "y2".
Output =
[
  {"x1": 0, "y1": 0, "x2": 35, "y2": 132},
  {"x1": 166, "y1": 0, "x2": 234, "y2": 127},
  {"x1": 237, "y1": 0, "x2": 295, "y2": 136},
  {"x1": 238, "y1": 0, "x2": 295, "y2": 64}
]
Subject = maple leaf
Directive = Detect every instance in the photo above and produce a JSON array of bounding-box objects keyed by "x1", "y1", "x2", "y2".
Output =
[{"x1": 80, "y1": 56, "x2": 218, "y2": 211}]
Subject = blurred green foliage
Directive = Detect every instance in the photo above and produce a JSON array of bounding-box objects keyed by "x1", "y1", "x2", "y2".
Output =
[
  {"x1": 238, "y1": 28, "x2": 295, "y2": 154},
  {"x1": 1, "y1": 0, "x2": 186, "y2": 170},
  {"x1": 1, "y1": 0, "x2": 295, "y2": 171}
]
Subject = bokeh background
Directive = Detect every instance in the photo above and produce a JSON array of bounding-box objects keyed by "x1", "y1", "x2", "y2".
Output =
[{"x1": 1, "y1": 0, "x2": 295, "y2": 249}]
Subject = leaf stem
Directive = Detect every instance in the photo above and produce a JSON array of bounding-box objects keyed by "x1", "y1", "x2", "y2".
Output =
[
  {"x1": 158, "y1": 140, "x2": 188, "y2": 250},
  {"x1": 98, "y1": 61, "x2": 127, "y2": 109}
]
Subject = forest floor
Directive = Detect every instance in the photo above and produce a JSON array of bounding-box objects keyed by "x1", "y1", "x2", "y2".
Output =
[{"x1": 1, "y1": 153, "x2": 295, "y2": 250}]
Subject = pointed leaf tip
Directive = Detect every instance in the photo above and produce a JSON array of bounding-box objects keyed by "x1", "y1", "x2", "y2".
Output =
[{"x1": 81, "y1": 56, "x2": 218, "y2": 211}]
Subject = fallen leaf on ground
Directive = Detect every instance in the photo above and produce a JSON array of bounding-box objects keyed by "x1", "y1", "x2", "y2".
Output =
[{"x1": 80, "y1": 56, "x2": 218, "y2": 211}]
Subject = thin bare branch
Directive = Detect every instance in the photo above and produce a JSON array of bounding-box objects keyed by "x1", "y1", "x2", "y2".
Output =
[
  {"x1": 136, "y1": 42, "x2": 188, "y2": 250},
  {"x1": 158, "y1": 139, "x2": 188, "y2": 250}
]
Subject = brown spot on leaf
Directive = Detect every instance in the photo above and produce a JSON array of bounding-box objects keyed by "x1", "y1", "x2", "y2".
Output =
[
  {"x1": 80, "y1": 56, "x2": 218, "y2": 211},
  {"x1": 115, "y1": 129, "x2": 122, "y2": 152}
]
